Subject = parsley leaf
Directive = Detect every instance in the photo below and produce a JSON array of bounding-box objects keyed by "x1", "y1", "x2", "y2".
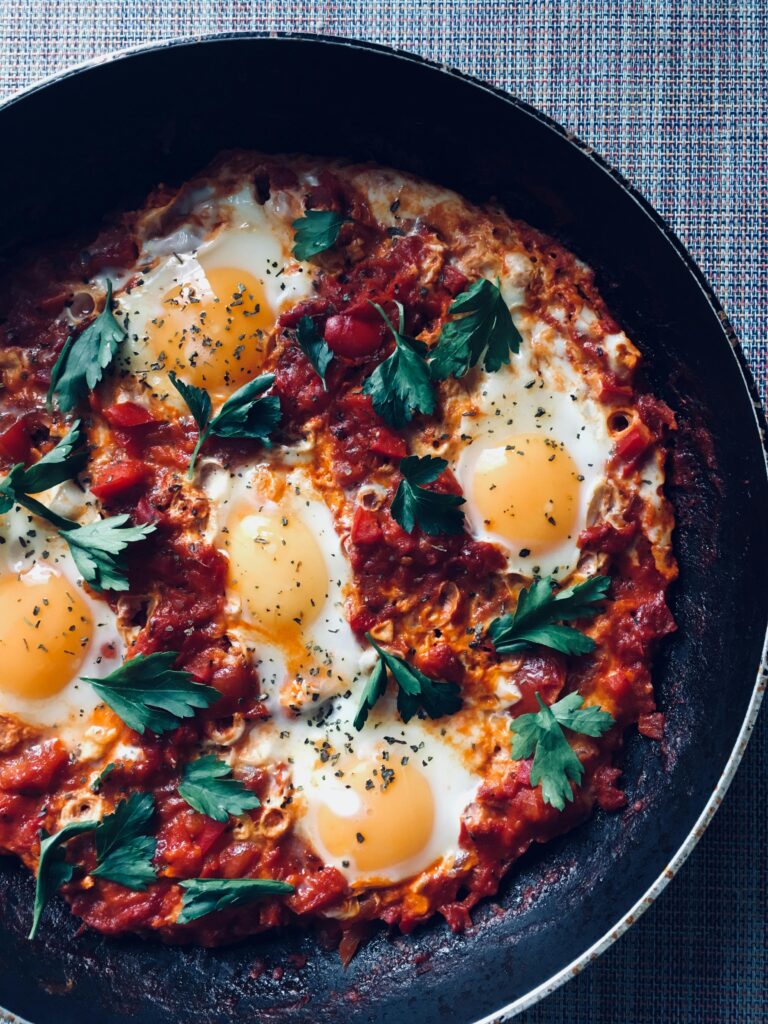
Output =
[
  {"x1": 391, "y1": 455, "x2": 465, "y2": 535},
  {"x1": 488, "y1": 575, "x2": 610, "y2": 656},
  {"x1": 362, "y1": 302, "x2": 435, "y2": 428},
  {"x1": 295, "y1": 315, "x2": 333, "y2": 388},
  {"x1": 0, "y1": 446, "x2": 156, "y2": 592},
  {"x1": 84, "y1": 651, "x2": 220, "y2": 735},
  {"x1": 168, "y1": 372, "x2": 211, "y2": 433},
  {"x1": 291, "y1": 210, "x2": 345, "y2": 261},
  {"x1": 178, "y1": 755, "x2": 261, "y2": 822},
  {"x1": 430, "y1": 277, "x2": 522, "y2": 380},
  {"x1": 208, "y1": 373, "x2": 280, "y2": 440},
  {"x1": 170, "y1": 371, "x2": 281, "y2": 477},
  {"x1": 510, "y1": 692, "x2": 615, "y2": 810},
  {"x1": 0, "y1": 421, "x2": 87, "y2": 514},
  {"x1": 29, "y1": 819, "x2": 98, "y2": 939},
  {"x1": 63, "y1": 515, "x2": 156, "y2": 593},
  {"x1": 354, "y1": 633, "x2": 463, "y2": 729},
  {"x1": 90, "y1": 761, "x2": 117, "y2": 794},
  {"x1": 47, "y1": 280, "x2": 126, "y2": 412},
  {"x1": 353, "y1": 655, "x2": 388, "y2": 731},
  {"x1": 177, "y1": 877, "x2": 294, "y2": 924},
  {"x1": 90, "y1": 792, "x2": 157, "y2": 890}
]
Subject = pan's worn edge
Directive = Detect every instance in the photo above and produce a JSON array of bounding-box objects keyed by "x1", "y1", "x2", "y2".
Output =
[{"x1": 0, "y1": 31, "x2": 766, "y2": 1024}]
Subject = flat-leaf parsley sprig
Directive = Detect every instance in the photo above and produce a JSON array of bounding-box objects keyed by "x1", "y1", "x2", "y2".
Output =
[
  {"x1": 170, "y1": 371, "x2": 281, "y2": 477},
  {"x1": 178, "y1": 755, "x2": 261, "y2": 822},
  {"x1": 391, "y1": 454, "x2": 466, "y2": 536},
  {"x1": 488, "y1": 575, "x2": 610, "y2": 656},
  {"x1": 177, "y1": 877, "x2": 294, "y2": 924},
  {"x1": 295, "y1": 315, "x2": 333, "y2": 388},
  {"x1": 29, "y1": 792, "x2": 158, "y2": 939},
  {"x1": 47, "y1": 280, "x2": 126, "y2": 413},
  {"x1": 362, "y1": 301, "x2": 436, "y2": 429},
  {"x1": 429, "y1": 277, "x2": 522, "y2": 381},
  {"x1": 354, "y1": 633, "x2": 462, "y2": 730},
  {"x1": 291, "y1": 210, "x2": 346, "y2": 261},
  {"x1": 510, "y1": 692, "x2": 615, "y2": 810},
  {"x1": 0, "y1": 424, "x2": 155, "y2": 592},
  {"x1": 83, "y1": 651, "x2": 220, "y2": 735}
]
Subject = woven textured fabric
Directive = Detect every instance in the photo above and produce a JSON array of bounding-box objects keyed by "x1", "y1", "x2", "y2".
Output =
[{"x1": 0, "y1": 3, "x2": 766, "y2": 1022}]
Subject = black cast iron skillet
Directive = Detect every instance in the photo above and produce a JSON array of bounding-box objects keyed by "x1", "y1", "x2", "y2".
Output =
[{"x1": 0, "y1": 33, "x2": 765, "y2": 1024}]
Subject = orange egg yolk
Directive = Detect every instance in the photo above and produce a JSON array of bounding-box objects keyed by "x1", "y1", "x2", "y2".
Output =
[
  {"x1": 149, "y1": 266, "x2": 273, "y2": 395},
  {"x1": 471, "y1": 433, "x2": 580, "y2": 553},
  {"x1": 0, "y1": 572, "x2": 92, "y2": 698},
  {"x1": 316, "y1": 756, "x2": 435, "y2": 875},
  {"x1": 226, "y1": 508, "x2": 328, "y2": 649}
]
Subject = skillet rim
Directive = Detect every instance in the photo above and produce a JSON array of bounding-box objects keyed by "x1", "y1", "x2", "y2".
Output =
[{"x1": 0, "y1": 30, "x2": 765, "y2": 1024}]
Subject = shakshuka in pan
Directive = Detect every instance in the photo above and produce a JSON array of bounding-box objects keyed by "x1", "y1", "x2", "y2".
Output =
[{"x1": 0, "y1": 153, "x2": 676, "y2": 952}]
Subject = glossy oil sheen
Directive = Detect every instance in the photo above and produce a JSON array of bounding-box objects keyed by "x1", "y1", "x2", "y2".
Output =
[{"x1": 0, "y1": 34, "x2": 765, "y2": 1024}]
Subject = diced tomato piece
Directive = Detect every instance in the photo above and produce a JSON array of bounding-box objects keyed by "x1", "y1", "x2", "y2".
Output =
[
  {"x1": 380, "y1": 511, "x2": 418, "y2": 554},
  {"x1": 324, "y1": 304, "x2": 386, "y2": 359},
  {"x1": 368, "y1": 426, "x2": 407, "y2": 459},
  {"x1": 578, "y1": 519, "x2": 638, "y2": 554},
  {"x1": 0, "y1": 740, "x2": 67, "y2": 794},
  {"x1": 508, "y1": 652, "x2": 566, "y2": 715},
  {"x1": 0, "y1": 417, "x2": 31, "y2": 463},
  {"x1": 605, "y1": 671, "x2": 634, "y2": 701},
  {"x1": 638, "y1": 712, "x2": 665, "y2": 740},
  {"x1": 637, "y1": 393, "x2": 676, "y2": 435},
  {"x1": 417, "y1": 642, "x2": 464, "y2": 683},
  {"x1": 599, "y1": 377, "x2": 633, "y2": 402},
  {"x1": 103, "y1": 401, "x2": 157, "y2": 429},
  {"x1": 197, "y1": 818, "x2": 228, "y2": 857},
  {"x1": 441, "y1": 265, "x2": 469, "y2": 296},
  {"x1": 593, "y1": 765, "x2": 627, "y2": 812},
  {"x1": 351, "y1": 506, "x2": 383, "y2": 545},
  {"x1": 90, "y1": 460, "x2": 148, "y2": 501},
  {"x1": 288, "y1": 867, "x2": 348, "y2": 915},
  {"x1": 613, "y1": 422, "x2": 653, "y2": 474}
]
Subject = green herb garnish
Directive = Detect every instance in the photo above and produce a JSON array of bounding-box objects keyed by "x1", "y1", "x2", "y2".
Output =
[
  {"x1": 510, "y1": 692, "x2": 615, "y2": 810},
  {"x1": 295, "y1": 315, "x2": 333, "y2": 389},
  {"x1": 178, "y1": 755, "x2": 261, "y2": 822},
  {"x1": 29, "y1": 792, "x2": 159, "y2": 938},
  {"x1": 62, "y1": 515, "x2": 156, "y2": 592},
  {"x1": 354, "y1": 633, "x2": 462, "y2": 730},
  {"x1": 488, "y1": 575, "x2": 610, "y2": 656},
  {"x1": 90, "y1": 792, "x2": 157, "y2": 889},
  {"x1": 83, "y1": 651, "x2": 220, "y2": 735},
  {"x1": 29, "y1": 819, "x2": 97, "y2": 939},
  {"x1": 169, "y1": 371, "x2": 281, "y2": 477},
  {"x1": 0, "y1": 421, "x2": 87, "y2": 512},
  {"x1": 291, "y1": 210, "x2": 346, "y2": 261},
  {"x1": 391, "y1": 454, "x2": 465, "y2": 535},
  {"x1": 177, "y1": 877, "x2": 294, "y2": 924},
  {"x1": 0, "y1": 437, "x2": 155, "y2": 592},
  {"x1": 362, "y1": 302, "x2": 435, "y2": 428},
  {"x1": 90, "y1": 761, "x2": 117, "y2": 794},
  {"x1": 47, "y1": 280, "x2": 126, "y2": 412},
  {"x1": 430, "y1": 277, "x2": 522, "y2": 380}
]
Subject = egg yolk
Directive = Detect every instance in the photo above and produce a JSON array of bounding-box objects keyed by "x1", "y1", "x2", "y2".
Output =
[
  {"x1": 471, "y1": 433, "x2": 580, "y2": 553},
  {"x1": 227, "y1": 509, "x2": 329, "y2": 641},
  {"x1": 316, "y1": 757, "x2": 435, "y2": 875},
  {"x1": 0, "y1": 572, "x2": 92, "y2": 699},
  {"x1": 149, "y1": 266, "x2": 273, "y2": 395}
]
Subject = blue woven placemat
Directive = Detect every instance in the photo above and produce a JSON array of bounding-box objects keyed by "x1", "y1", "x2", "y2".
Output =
[{"x1": 0, "y1": 3, "x2": 765, "y2": 1021}]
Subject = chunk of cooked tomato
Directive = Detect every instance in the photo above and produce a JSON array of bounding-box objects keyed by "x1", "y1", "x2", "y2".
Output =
[{"x1": 90, "y1": 460, "x2": 148, "y2": 500}]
